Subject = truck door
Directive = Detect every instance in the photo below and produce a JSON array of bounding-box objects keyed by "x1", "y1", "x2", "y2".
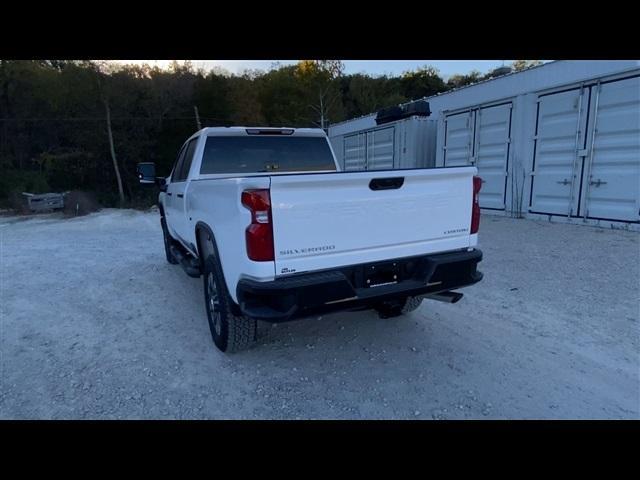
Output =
[
  {"x1": 165, "y1": 143, "x2": 188, "y2": 239},
  {"x1": 168, "y1": 137, "x2": 199, "y2": 245}
]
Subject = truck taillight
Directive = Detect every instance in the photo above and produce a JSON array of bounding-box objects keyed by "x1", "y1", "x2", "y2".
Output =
[
  {"x1": 471, "y1": 176, "x2": 482, "y2": 234},
  {"x1": 241, "y1": 189, "x2": 274, "y2": 261}
]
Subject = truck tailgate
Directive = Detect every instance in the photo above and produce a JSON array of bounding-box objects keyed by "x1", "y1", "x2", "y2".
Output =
[{"x1": 269, "y1": 166, "x2": 476, "y2": 276}]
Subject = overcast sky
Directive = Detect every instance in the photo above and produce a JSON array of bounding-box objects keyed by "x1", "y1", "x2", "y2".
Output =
[{"x1": 122, "y1": 60, "x2": 519, "y2": 79}]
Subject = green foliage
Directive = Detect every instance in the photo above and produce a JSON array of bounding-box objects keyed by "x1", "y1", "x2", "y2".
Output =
[
  {"x1": 447, "y1": 70, "x2": 483, "y2": 89},
  {"x1": 257, "y1": 65, "x2": 312, "y2": 126},
  {"x1": 400, "y1": 66, "x2": 448, "y2": 100},
  {"x1": 341, "y1": 74, "x2": 407, "y2": 118},
  {"x1": 511, "y1": 60, "x2": 543, "y2": 72},
  {"x1": 0, "y1": 169, "x2": 50, "y2": 198},
  {"x1": 0, "y1": 59, "x2": 494, "y2": 207},
  {"x1": 291, "y1": 60, "x2": 346, "y2": 127}
]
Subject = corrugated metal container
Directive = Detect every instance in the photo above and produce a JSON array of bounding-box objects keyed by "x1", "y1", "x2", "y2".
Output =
[
  {"x1": 527, "y1": 75, "x2": 640, "y2": 222},
  {"x1": 442, "y1": 102, "x2": 513, "y2": 210},
  {"x1": 329, "y1": 116, "x2": 437, "y2": 171},
  {"x1": 330, "y1": 60, "x2": 640, "y2": 228}
]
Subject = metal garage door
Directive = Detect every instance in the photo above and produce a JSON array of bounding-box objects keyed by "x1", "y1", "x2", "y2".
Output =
[
  {"x1": 344, "y1": 133, "x2": 366, "y2": 171},
  {"x1": 474, "y1": 104, "x2": 512, "y2": 209},
  {"x1": 443, "y1": 111, "x2": 474, "y2": 166},
  {"x1": 343, "y1": 127, "x2": 395, "y2": 171},
  {"x1": 580, "y1": 76, "x2": 640, "y2": 222},
  {"x1": 367, "y1": 126, "x2": 395, "y2": 170},
  {"x1": 530, "y1": 76, "x2": 640, "y2": 222},
  {"x1": 444, "y1": 104, "x2": 511, "y2": 209},
  {"x1": 529, "y1": 88, "x2": 589, "y2": 216}
]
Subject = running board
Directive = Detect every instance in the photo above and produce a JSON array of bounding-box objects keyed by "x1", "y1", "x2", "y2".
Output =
[{"x1": 169, "y1": 244, "x2": 201, "y2": 278}]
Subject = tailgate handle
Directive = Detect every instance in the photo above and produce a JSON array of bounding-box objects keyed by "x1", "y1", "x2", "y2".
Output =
[{"x1": 369, "y1": 177, "x2": 404, "y2": 191}]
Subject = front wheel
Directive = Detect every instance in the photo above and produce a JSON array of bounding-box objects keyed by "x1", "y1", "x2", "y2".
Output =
[{"x1": 203, "y1": 255, "x2": 257, "y2": 353}]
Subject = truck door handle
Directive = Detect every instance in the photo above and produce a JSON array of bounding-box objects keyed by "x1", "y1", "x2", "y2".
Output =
[
  {"x1": 166, "y1": 192, "x2": 172, "y2": 196},
  {"x1": 369, "y1": 177, "x2": 405, "y2": 191},
  {"x1": 177, "y1": 193, "x2": 184, "y2": 198}
]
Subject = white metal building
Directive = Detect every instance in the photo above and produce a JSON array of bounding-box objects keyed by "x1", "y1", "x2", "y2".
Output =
[
  {"x1": 329, "y1": 115, "x2": 438, "y2": 171},
  {"x1": 328, "y1": 60, "x2": 640, "y2": 229}
]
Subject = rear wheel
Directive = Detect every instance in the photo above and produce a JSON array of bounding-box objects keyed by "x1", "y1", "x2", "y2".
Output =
[
  {"x1": 203, "y1": 254, "x2": 257, "y2": 353},
  {"x1": 375, "y1": 295, "x2": 424, "y2": 318},
  {"x1": 161, "y1": 217, "x2": 178, "y2": 264},
  {"x1": 401, "y1": 295, "x2": 425, "y2": 314}
]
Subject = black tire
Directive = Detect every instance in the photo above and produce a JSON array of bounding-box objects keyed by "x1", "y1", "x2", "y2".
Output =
[
  {"x1": 202, "y1": 254, "x2": 257, "y2": 353},
  {"x1": 375, "y1": 295, "x2": 424, "y2": 318},
  {"x1": 401, "y1": 295, "x2": 425, "y2": 314},
  {"x1": 161, "y1": 216, "x2": 179, "y2": 264}
]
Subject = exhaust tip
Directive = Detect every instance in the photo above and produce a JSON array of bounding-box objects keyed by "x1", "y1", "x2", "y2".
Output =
[
  {"x1": 426, "y1": 291, "x2": 464, "y2": 304},
  {"x1": 449, "y1": 292, "x2": 464, "y2": 304}
]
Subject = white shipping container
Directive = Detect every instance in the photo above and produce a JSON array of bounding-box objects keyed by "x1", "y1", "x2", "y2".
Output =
[{"x1": 329, "y1": 116, "x2": 437, "y2": 171}]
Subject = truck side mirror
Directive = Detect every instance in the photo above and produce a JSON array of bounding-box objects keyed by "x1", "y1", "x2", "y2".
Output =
[
  {"x1": 156, "y1": 177, "x2": 167, "y2": 192},
  {"x1": 137, "y1": 162, "x2": 156, "y2": 184}
]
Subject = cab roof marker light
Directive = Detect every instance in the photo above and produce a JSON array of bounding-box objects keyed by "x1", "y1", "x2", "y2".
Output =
[{"x1": 246, "y1": 128, "x2": 294, "y2": 135}]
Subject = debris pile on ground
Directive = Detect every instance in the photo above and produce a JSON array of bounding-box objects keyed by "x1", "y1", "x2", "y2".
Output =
[
  {"x1": 62, "y1": 190, "x2": 101, "y2": 217},
  {"x1": 7, "y1": 191, "x2": 31, "y2": 214}
]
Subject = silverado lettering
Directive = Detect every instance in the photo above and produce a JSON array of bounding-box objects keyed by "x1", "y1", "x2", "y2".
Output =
[{"x1": 280, "y1": 245, "x2": 336, "y2": 256}]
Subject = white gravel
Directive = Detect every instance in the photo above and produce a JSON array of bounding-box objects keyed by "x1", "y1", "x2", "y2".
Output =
[{"x1": 1, "y1": 209, "x2": 638, "y2": 419}]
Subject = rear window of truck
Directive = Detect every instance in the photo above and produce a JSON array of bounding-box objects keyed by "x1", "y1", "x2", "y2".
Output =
[{"x1": 199, "y1": 136, "x2": 337, "y2": 174}]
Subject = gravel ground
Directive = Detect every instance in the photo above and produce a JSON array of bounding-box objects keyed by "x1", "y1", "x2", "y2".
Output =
[{"x1": 1, "y1": 209, "x2": 638, "y2": 419}]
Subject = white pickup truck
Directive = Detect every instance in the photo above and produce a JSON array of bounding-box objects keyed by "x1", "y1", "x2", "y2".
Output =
[{"x1": 137, "y1": 126, "x2": 483, "y2": 353}]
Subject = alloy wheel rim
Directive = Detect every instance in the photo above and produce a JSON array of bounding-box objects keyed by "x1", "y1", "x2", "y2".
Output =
[{"x1": 207, "y1": 272, "x2": 221, "y2": 336}]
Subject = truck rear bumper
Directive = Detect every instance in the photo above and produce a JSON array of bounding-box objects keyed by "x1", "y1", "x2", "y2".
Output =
[{"x1": 236, "y1": 249, "x2": 483, "y2": 322}]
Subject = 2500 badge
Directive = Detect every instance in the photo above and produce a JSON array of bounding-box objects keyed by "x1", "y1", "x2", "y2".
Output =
[{"x1": 279, "y1": 244, "x2": 336, "y2": 256}]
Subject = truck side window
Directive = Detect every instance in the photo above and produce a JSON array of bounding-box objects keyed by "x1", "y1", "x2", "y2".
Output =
[
  {"x1": 171, "y1": 144, "x2": 188, "y2": 182},
  {"x1": 175, "y1": 138, "x2": 199, "y2": 182}
]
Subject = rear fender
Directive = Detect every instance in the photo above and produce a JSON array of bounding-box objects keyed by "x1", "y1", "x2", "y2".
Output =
[{"x1": 195, "y1": 222, "x2": 242, "y2": 315}]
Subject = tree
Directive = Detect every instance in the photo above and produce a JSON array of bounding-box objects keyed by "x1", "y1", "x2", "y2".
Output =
[
  {"x1": 446, "y1": 70, "x2": 482, "y2": 89},
  {"x1": 88, "y1": 61, "x2": 125, "y2": 206},
  {"x1": 400, "y1": 66, "x2": 447, "y2": 100},
  {"x1": 341, "y1": 74, "x2": 407, "y2": 119},
  {"x1": 296, "y1": 60, "x2": 345, "y2": 128},
  {"x1": 227, "y1": 74, "x2": 265, "y2": 125},
  {"x1": 193, "y1": 71, "x2": 232, "y2": 125},
  {"x1": 511, "y1": 60, "x2": 544, "y2": 72},
  {"x1": 258, "y1": 65, "x2": 310, "y2": 126}
]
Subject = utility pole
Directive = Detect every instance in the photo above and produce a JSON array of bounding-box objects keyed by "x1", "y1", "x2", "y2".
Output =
[{"x1": 194, "y1": 105, "x2": 202, "y2": 130}]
